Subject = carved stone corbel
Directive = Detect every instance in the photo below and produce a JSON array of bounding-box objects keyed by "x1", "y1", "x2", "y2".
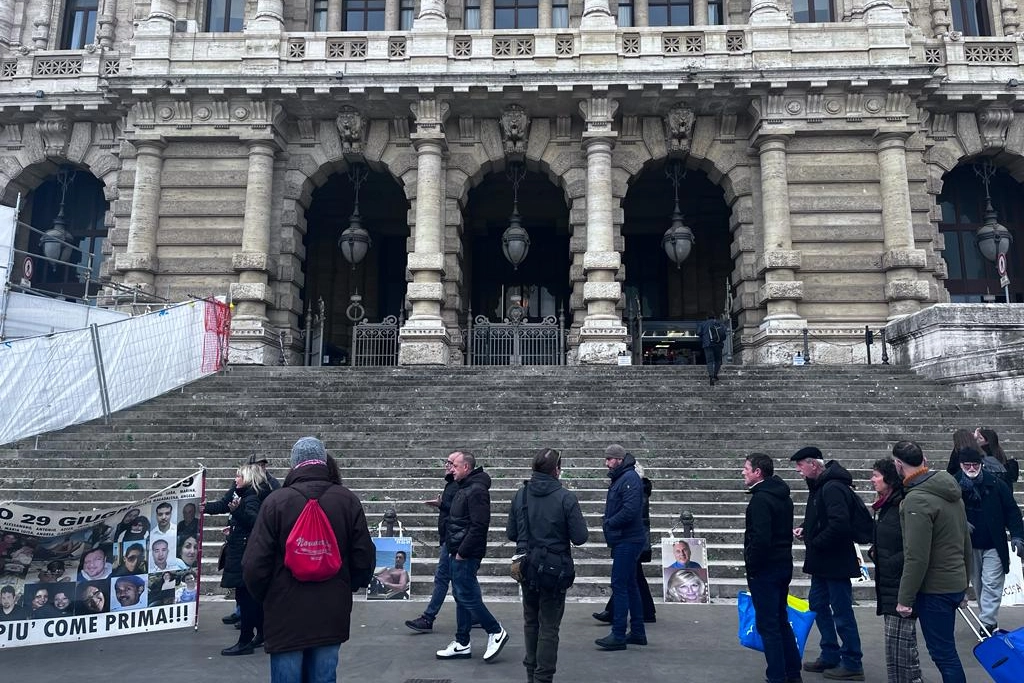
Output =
[
  {"x1": 976, "y1": 106, "x2": 1014, "y2": 148},
  {"x1": 36, "y1": 114, "x2": 70, "y2": 157},
  {"x1": 499, "y1": 104, "x2": 530, "y2": 159},
  {"x1": 336, "y1": 106, "x2": 365, "y2": 153},
  {"x1": 664, "y1": 104, "x2": 696, "y2": 154}
]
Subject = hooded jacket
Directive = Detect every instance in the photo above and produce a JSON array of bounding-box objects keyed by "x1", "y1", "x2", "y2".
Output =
[
  {"x1": 445, "y1": 467, "x2": 492, "y2": 559},
  {"x1": 242, "y1": 463, "x2": 375, "y2": 653},
  {"x1": 602, "y1": 454, "x2": 646, "y2": 547},
  {"x1": 436, "y1": 473, "x2": 458, "y2": 546},
  {"x1": 800, "y1": 460, "x2": 861, "y2": 579},
  {"x1": 506, "y1": 471, "x2": 589, "y2": 555},
  {"x1": 956, "y1": 469, "x2": 1024, "y2": 574},
  {"x1": 897, "y1": 470, "x2": 972, "y2": 607},
  {"x1": 871, "y1": 487, "x2": 905, "y2": 615},
  {"x1": 743, "y1": 474, "x2": 794, "y2": 578}
]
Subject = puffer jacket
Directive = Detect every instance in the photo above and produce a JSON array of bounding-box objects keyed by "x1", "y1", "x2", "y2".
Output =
[
  {"x1": 743, "y1": 475, "x2": 794, "y2": 578},
  {"x1": 800, "y1": 460, "x2": 861, "y2": 580},
  {"x1": 445, "y1": 467, "x2": 492, "y2": 558},
  {"x1": 602, "y1": 454, "x2": 646, "y2": 547},
  {"x1": 871, "y1": 487, "x2": 905, "y2": 615}
]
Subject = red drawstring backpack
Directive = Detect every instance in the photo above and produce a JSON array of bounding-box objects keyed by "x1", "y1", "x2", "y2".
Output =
[{"x1": 284, "y1": 490, "x2": 342, "y2": 582}]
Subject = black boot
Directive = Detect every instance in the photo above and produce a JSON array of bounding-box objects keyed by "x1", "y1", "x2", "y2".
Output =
[
  {"x1": 221, "y1": 641, "x2": 255, "y2": 656},
  {"x1": 592, "y1": 610, "x2": 612, "y2": 623}
]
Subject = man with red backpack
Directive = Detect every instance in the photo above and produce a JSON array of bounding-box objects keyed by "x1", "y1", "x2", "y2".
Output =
[{"x1": 244, "y1": 436, "x2": 376, "y2": 683}]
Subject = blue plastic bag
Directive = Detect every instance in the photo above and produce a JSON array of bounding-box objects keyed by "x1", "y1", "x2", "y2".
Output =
[{"x1": 737, "y1": 591, "x2": 816, "y2": 657}]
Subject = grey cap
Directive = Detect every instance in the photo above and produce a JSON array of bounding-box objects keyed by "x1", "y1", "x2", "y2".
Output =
[
  {"x1": 291, "y1": 436, "x2": 327, "y2": 467},
  {"x1": 605, "y1": 444, "x2": 627, "y2": 459}
]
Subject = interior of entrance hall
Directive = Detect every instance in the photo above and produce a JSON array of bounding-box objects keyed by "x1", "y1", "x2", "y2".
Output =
[
  {"x1": 462, "y1": 164, "x2": 570, "y2": 325},
  {"x1": 303, "y1": 165, "x2": 409, "y2": 364},
  {"x1": 621, "y1": 160, "x2": 732, "y2": 365}
]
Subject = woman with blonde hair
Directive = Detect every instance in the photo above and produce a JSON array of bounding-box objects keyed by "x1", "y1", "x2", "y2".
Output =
[{"x1": 207, "y1": 462, "x2": 268, "y2": 656}]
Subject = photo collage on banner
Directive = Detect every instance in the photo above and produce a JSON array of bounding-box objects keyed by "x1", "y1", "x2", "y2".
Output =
[
  {"x1": 0, "y1": 471, "x2": 204, "y2": 648},
  {"x1": 367, "y1": 537, "x2": 412, "y2": 600},
  {"x1": 661, "y1": 537, "x2": 711, "y2": 604}
]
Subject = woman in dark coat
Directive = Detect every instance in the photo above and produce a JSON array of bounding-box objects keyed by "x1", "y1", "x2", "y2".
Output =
[
  {"x1": 206, "y1": 462, "x2": 268, "y2": 656},
  {"x1": 869, "y1": 458, "x2": 922, "y2": 683}
]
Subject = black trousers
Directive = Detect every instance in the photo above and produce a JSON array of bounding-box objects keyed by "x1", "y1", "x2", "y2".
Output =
[
  {"x1": 522, "y1": 587, "x2": 567, "y2": 683},
  {"x1": 603, "y1": 559, "x2": 656, "y2": 620},
  {"x1": 234, "y1": 583, "x2": 264, "y2": 645},
  {"x1": 705, "y1": 344, "x2": 723, "y2": 379}
]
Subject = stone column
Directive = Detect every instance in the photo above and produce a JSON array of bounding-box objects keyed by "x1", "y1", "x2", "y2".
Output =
[
  {"x1": 148, "y1": 0, "x2": 176, "y2": 21},
  {"x1": 480, "y1": 0, "x2": 494, "y2": 29},
  {"x1": 930, "y1": 0, "x2": 951, "y2": 34},
  {"x1": 0, "y1": 0, "x2": 13, "y2": 46},
  {"x1": 755, "y1": 132, "x2": 804, "y2": 325},
  {"x1": 229, "y1": 141, "x2": 279, "y2": 364},
  {"x1": 116, "y1": 140, "x2": 165, "y2": 293},
  {"x1": 327, "y1": 0, "x2": 342, "y2": 30},
  {"x1": 385, "y1": 0, "x2": 400, "y2": 29},
  {"x1": 577, "y1": 97, "x2": 627, "y2": 364},
  {"x1": 539, "y1": 0, "x2": 553, "y2": 28},
  {"x1": 254, "y1": 0, "x2": 285, "y2": 23},
  {"x1": 875, "y1": 129, "x2": 928, "y2": 319},
  {"x1": 399, "y1": 99, "x2": 451, "y2": 365},
  {"x1": 582, "y1": 0, "x2": 616, "y2": 27},
  {"x1": 694, "y1": 0, "x2": 708, "y2": 25},
  {"x1": 31, "y1": 0, "x2": 53, "y2": 48},
  {"x1": 634, "y1": 0, "x2": 649, "y2": 26},
  {"x1": 749, "y1": 0, "x2": 786, "y2": 23},
  {"x1": 96, "y1": 0, "x2": 117, "y2": 49}
]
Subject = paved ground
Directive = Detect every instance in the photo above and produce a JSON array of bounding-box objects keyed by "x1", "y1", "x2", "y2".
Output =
[{"x1": 4, "y1": 597, "x2": 1020, "y2": 682}]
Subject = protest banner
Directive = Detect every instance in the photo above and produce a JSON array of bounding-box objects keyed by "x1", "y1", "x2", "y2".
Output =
[
  {"x1": 661, "y1": 537, "x2": 711, "y2": 604},
  {"x1": 367, "y1": 537, "x2": 412, "y2": 600},
  {"x1": 0, "y1": 470, "x2": 205, "y2": 647}
]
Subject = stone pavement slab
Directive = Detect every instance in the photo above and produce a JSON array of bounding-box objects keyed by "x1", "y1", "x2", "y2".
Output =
[{"x1": 3, "y1": 598, "x2": 1021, "y2": 683}]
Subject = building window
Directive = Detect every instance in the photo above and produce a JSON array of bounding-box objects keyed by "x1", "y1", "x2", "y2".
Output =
[
  {"x1": 399, "y1": 0, "x2": 415, "y2": 29},
  {"x1": 617, "y1": 0, "x2": 634, "y2": 26},
  {"x1": 648, "y1": 0, "x2": 692, "y2": 27},
  {"x1": 938, "y1": 165, "x2": 1023, "y2": 302},
  {"x1": 312, "y1": 0, "x2": 329, "y2": 30},
  {"x1": 495, "y1": 0, "x2": 539, "y2": 29},
  {"x1": 792, "y1": 0, "x2": 832, "y2": 22},
  {"x1": 552, "y1": 0, "x2": 569, "y2": 27},
  {"x1": 465, "y1": 0, "x2": 481, "y2": 28},
  {"x1": 207, "y1": 0, "x2": 245, "y2": 31},
  {"x1": 345, "y1": 0, "x2": 386, "y2": 30},
  {"x1": 950, "y1": 0, "x2": 991, "y2": 36},
  {"x1": 62, "y1": 0, "x2": 98, "y2": 49},
  {"x1": 707, "y1": 0, "x2": 723, "y2": 24}
]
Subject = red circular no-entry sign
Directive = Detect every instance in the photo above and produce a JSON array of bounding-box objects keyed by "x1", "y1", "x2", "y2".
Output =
[
  {"x1": 997, "y1": 252, "x2": 1007, "y2": 276},
  {"x1": 22, "y1": 256, "x2": 33, "y2": 280}
]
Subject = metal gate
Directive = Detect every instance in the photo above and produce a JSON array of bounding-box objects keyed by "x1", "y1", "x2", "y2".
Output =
[
  {"x1": 351, "y1": 315, "x2": 400, "y2": 366},
  {"x1": 466, "y1": 307, "x2": 565, "y2": 366}
]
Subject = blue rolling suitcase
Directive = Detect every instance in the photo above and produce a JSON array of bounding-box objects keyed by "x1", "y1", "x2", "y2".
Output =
[{"x1": 959, "y1": 605, "x2": 1024, "y2": 683}]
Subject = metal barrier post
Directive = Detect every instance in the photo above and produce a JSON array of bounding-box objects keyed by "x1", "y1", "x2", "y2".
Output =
[{"x1": 89, "y1": 323, "x2": 112, "y2": 424}]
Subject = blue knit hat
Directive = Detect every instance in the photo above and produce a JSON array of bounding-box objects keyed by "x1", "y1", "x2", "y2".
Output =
[{"x1": 291, "y1": 436, "x2": 327, "y2": 467}]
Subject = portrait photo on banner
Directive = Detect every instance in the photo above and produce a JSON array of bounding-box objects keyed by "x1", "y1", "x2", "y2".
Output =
[
  {"x1": 661, "y1": 537, "x2": 711, "y2": 604},
  {"x1": 367, "y1": 537, "x2": 412, "y2": 600}
]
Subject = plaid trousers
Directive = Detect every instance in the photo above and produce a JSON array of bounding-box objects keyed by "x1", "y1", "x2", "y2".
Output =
[{"x1": 883, "y1": 614, "x2": 923, "y2": 683}]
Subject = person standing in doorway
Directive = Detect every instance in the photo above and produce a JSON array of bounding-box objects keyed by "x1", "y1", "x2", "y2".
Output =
[
  {"x1": 506, "y1": 447, "x2": 589, "y2": 683},
  {"x1": 697, "y1": 314, "x2": 727, "y2": 385}
]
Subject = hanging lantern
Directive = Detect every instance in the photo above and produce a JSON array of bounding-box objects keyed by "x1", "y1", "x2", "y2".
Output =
[
  {"x1": 338, "y1": 162, "x2": 371, "y2": 266},
  {"x1": 502, "y1": 211, "x2": 530, "y2": 269},
  {"x1": 662, "y1": 213, "x2": 694, "y2": 267}
]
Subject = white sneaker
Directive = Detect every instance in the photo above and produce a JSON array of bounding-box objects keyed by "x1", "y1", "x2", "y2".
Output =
[
  {"x1": 483, "y1": 626, "x2": 509, "y2": 662},
  {"x1": 435, "y1": 640, "x2": 471, "y2": 660}
]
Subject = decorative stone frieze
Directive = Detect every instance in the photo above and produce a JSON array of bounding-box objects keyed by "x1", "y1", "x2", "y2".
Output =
[
  {"x1": 757, "y1": 249, "x2": 802, "y2": 275},
  {"x1": 336, "y1": 106, "x2": 365, "y2": 154},
  {"x1": 882, "y1": 248, "x2": 927, "y2": 271},
  {"x1": 976, "y1": 106, "x2": 1014, "y2": 148},
  {"x1": 499, "y1": 104, "x2": 530, "y2": 158},
  {"x1": 758, "y1": 281, "x2": 804, "y2": 305},
  {"x1": 665, "y1": 105, "x2": 696, "y2": 155}
]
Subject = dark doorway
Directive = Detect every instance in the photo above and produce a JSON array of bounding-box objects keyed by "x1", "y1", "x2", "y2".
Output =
[
  {"x1": 463, "y1": 167, "x2": 570, "y2": 325},
  {"x1": 622, "y1": 161, "x2": 732, "y2": 364},
  {"x1": 303, "y1": 166, "x2": 409, "y2": 364}
]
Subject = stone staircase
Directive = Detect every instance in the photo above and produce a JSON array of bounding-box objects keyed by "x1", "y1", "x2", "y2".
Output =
[{"x1": 2, "y1": 364, "x2": 1022, "y2": 602}]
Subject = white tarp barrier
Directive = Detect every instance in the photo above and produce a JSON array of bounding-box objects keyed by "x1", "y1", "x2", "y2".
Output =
[
  {"x1": 2, "y1": 293, "x2": 128, "y2": 339},
  {"x1": 0, "y1": 300, "x2": 229, "y2": 445},
  {"x1": 0, "y1": 470, "x2": 205, "y2": 648}
]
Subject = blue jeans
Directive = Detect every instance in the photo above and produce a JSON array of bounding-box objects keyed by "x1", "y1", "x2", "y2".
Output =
[
  {"x1": 450, "y1": 555, "x2": 500, "y2": 644},
  {"x1": 807, "y1": 576, "x2": 862, "y2": 671},
  {"x1": 915, "y1": 592, "x2": 966, "y2": 683},
  {"x1": 610, "y1": 542, "x2": 646, "y2": 640},
  {"x1": 423, "y1": 543, "x2": 451, "y2": 621},
  {"x1": 270, "y1": 644, "x2": 340, "y2": 683},
  {"x1": 748, "y1": 566, "x2": 802, "y2": 683}
]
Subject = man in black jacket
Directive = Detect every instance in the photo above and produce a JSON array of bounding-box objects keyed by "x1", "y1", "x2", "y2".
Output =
[
  {"x1": 791, "y1": 446, "x2": 864, "y2": 681},
  {"x1": 436, "y1": 450, "x2": 509, "y2": 663},
  {"x1": 406, "y1": 452, "x2": 460, "y2": 633},
  {"x1": 743, "y1": 453, "x2": 802, "y2": 683},
  {"x1": 507, "y1": 447, "x2": 589, "y2": 683},
  {"x1": 955, "y1": 448, "x2": 1024, "y2": 633}
]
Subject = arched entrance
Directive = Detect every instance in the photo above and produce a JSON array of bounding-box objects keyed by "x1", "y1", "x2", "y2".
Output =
[
  {"x1": 622, "y1": 160, "x2": 732, "y2": 365},
  {"x1": 461, "y1": 164, "x2": 571, "y2": 364},
  {"x1": 302, "y1": 164, "x2": 409, "y2": 365},
  {"x1": 17, "y1": 164, "x2": 108, "y2": 302},
  {"x1": 937, "y1": 161, "x2": 1023, "y2": 303}
]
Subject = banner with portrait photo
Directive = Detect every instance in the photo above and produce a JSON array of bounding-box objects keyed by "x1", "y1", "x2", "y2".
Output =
[
  {"x1": 367, "y1": 537, "x2": 412, "y2": 600},
  {"x1": 661, "y1": 537, "x2": 711, "y2": 604},
  {"x1": 0, "y1": 470, "x2": 205, "y2": 648}
]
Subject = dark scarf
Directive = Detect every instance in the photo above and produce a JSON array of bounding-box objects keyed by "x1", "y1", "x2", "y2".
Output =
[{"x1": 957, "y1": 471, "x2": 984, "y2": 506}]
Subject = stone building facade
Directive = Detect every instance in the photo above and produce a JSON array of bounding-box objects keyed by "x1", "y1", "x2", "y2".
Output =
[{"x1": 0, "y1": 0, "x2": 1021, "y2": 365}]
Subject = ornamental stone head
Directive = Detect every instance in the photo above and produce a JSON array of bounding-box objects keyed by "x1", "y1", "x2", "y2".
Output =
[
  {"x1": 500, "y1": 104, "x2": 530, "y2": 156},
  {"x1": 336, "y1": 106, "x2": 365, "y2": 152},
  {"x1": 665, "y1": 105, "x2": 696, "y2": 153}
]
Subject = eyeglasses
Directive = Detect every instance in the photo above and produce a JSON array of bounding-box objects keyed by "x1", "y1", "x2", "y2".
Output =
[
  {"x1": 962, "y1": 462, "x2": 983, "y2": 469},
  {"x1": 443, "y1": 460, "x2": 456, "y2": 468}
]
